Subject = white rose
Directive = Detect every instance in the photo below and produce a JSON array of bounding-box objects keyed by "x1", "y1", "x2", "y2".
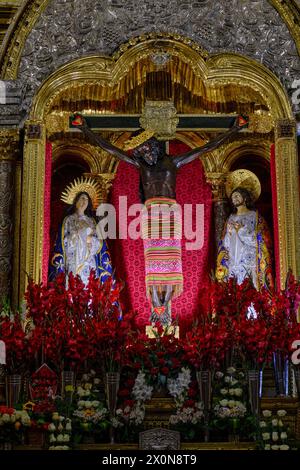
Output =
[
  {"x1": 278, "y1": 420, "x2": 284, "y2": 427},
  {"x1": 272, "y1": 432, "x2": 279, "y2": 442},
  {"x1": 262, "y1": 433, "x2": 270, "y2": 440},
  {"x1": 224, "y1": 376, "x2": 231, "y2": 383},
  {"x1": 228, "y1": 389, "x2": 235, "y2": 396},
  {"x1": 48, "y1": 423, "x2": 56, "y2": 431},
  {"x1": 280, "y1": 432, "x2": 287, "y2": 440},
  {"x1": 264, "y1": 444, "x2": 271, "y2": 450},
  {"x1": 234, "y1": 388, "x2": 243, "y2": 397},
  {"x1": 279, "y1": 444, "x2": 289, "y2": 450},
  {"x1": 94, "y1": 378, "x2": 100, "y2": 385},
  {"x1": 82, "y1": 374, "x2": 89, "y2": 381},
  {"x1": 57, "y1": 434, "x2": 64, "y2": 443},
  {"x1": 92, "y1": 401, "x2": 100, "y2": 407},
  {"x1": 262, "y1": 410, "x2": 272, "y2": 418},
  {"x1": 63, "y1": 434, "x2": 70, "y2": 442},
  {"x1": 259, "y1": 421, "x2": 267, "y2": 428},
  {"x1": 272, "y1": 419, "x2": 278, "y2": 426},
  {"x1": 220, "y1": 389, "x2": 228, "y2": 395},
  {"x1": 277, "y1": 410, "x2": 287, "y2": 417},
  {"x1": 271, "y1": 445, "x2": 279, "y2": 450},
  {"x1": 49, "y1": 434, "x2": 56, "y2": 443},
  {"x1": 227, "y1": 367, "x2": 236, "y2": 374}
]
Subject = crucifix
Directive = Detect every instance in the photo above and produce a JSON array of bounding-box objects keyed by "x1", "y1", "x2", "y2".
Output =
[{"x1": 70, "y1": 104, "x2": 248, "y2": 327}]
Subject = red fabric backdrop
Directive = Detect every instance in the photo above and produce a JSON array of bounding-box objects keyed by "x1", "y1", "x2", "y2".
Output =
[{"x1": 110, "y1": 141, "x2": 213, "y2": 327}]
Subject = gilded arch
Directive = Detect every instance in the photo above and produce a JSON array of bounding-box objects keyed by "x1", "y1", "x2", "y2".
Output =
[{"x1": 18, "y1": 36, "x2": 299, "y2": 303}]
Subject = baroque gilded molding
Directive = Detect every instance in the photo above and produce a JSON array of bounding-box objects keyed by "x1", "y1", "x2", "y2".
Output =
[
  {"x1": 20, "y1": 119, "x2": 46, "y2": 294},
  {"x1": 274, "y1": 118, "x2": 300, "y2": 287},
  {"x1": 270, "y1": 0, "x2": 300, "y2": 55},
  {"x1": 0, "y1": 1, "x2": 299, "y2": 119},
  {"x1": 28, "y1": 46, "x2": 292, "y2": 124},
  {"x1": 0, "y1": 0, "x2": 49, "y2": 79}
]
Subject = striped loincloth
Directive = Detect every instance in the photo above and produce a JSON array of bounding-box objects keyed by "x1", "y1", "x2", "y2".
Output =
[{"x1": 142, "y1": 197, "x2": 183, "y2": 299}]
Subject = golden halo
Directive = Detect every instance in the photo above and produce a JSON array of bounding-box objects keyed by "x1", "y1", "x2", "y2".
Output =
[
  {"x1": 61, "y1": 177, "x2": 102, "y2": 209},
  {"x1": 123, "y1": 129, "x2": 155, "y2": 151},
  {"x1": 225, "y1": 169, "x2": 261, "y2": 202}
]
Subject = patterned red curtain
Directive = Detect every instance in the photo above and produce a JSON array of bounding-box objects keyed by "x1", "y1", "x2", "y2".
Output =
[{"x1": 110, "y1": 140, "x2": 213, "y2": 327}]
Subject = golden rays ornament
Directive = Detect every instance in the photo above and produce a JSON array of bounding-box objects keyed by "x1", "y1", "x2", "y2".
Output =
[
  {"x1": 225, "y1": 169, "x2": 261, "y2": 202},
  {"x1": 61, "y1": 177, "x2": 102, "y2": 209}
]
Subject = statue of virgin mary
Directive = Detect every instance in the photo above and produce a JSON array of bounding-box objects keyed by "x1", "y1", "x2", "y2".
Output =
[{"x1": 49, "y1": 177, "x2": 113, "y2": 286}]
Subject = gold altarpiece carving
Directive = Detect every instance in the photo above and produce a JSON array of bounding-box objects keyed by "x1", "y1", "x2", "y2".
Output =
[{"x1": 11, "y1": 36, "x2": 299, "y2": 303}]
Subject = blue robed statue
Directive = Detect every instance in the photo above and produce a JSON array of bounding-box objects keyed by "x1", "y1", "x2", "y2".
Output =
[{"x1": 49, "y1": 177, "x2": 113, "y2": 286}]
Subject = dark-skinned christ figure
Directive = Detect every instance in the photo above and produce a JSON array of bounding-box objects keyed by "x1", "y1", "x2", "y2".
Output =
[{"x1": 71, "y1": 112, "x2": 247, "y2": 326}]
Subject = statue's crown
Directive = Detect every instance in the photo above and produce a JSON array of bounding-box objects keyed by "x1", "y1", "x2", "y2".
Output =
[{"x1": 123, "y1": 129, "x2": 155, "y2": 151}]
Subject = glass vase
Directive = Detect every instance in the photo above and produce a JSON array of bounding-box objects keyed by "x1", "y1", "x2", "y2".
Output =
[
  {"x1": 105, "y1": 372, "x2": 120, "y2": 445},
  {"x1": 272, "y1": 351, "x2": 289, "y2": 396},
  {"x1": 293, "y1": 366, "x2": 300, "y2": 399},
  {"x1": 61, "y1": 370, "x2": 75, "y2": 401},
  {"x1": 247, "y1": 369, "x2": 263, "y2": 418},
  {"x1": 6, "y1": 374, "x2": 22, "y2": 407},
  {"x1": 196, "y1": 370, "x2": 212, "y2": 443},
  {"x1": 0, "y1": 365, "x2": 6, "y2": 403}
]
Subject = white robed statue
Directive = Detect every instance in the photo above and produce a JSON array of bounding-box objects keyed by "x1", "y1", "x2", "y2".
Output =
[{"x1": 216, "y1": 169, "x2": 273, "y2": 291}]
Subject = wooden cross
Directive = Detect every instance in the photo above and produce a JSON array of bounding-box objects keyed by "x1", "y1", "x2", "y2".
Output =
[{"x1": 69, "y1": 114, "x2": 245, "y2": 132}]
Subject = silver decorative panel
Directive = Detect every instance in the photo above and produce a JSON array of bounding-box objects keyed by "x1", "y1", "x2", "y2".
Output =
[{"x1": 11, "y1": 0, "x2": 300, "y2": 118}]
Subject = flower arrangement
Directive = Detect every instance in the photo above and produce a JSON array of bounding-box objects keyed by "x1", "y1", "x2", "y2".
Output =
[
  {"x1": 258, "y1": 409, "x2": 290, "y2": 450},
  {"x1": 48, "y1": 412, "x2": 72, "y2": 450},
  {"x1": 0, "y1": 406, "x2": 31, "y2": 446},
  {"x1": 183, "y1": 314, "x2": 230, "y2": 371},
  {"x1": 24, "y1": 272, "x2": 131, "y2": 374},
  {"x1": 167, "y1": 368, "x2": 204, "y2": 441},
  {"x1": 211, "y1": 367, "x2": 255, "y2": 440},
  {"x1": 72, "y1": 370, "x2": 109, "y2": 439},
  {"x1": 114, "y1": 370, "x2": 153, "y2": 441},
  {"x1": 0, "y1": 312, "x2": 27, "y2": 374},
  {"x1": 126, "y1": 330, "x2": 183, "y2": 392},
  {"x1": 29, "y1": 364, "x2": 58, "y2": 402}
]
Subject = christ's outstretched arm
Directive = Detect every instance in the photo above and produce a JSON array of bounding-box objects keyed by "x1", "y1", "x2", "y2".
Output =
[
  {"x1": 72, "y1": 113, "x2": 140, "y2": 168},
  {"x1": 173, "y1": 115, "x2": 248, "y2": 169}
]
